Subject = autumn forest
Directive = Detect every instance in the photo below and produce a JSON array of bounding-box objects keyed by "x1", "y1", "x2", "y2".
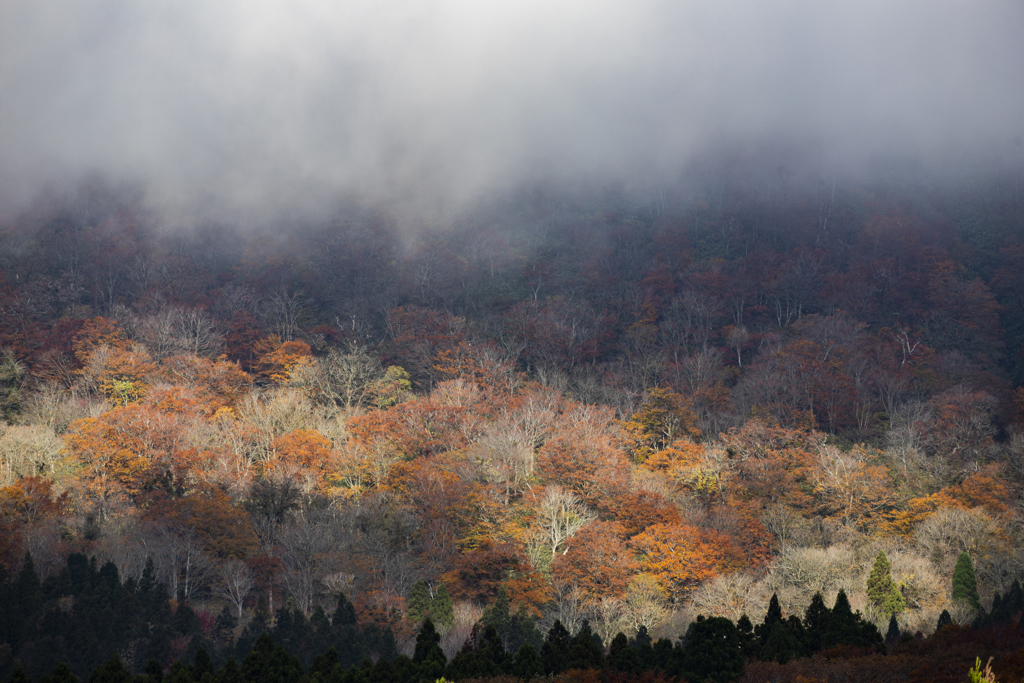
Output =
[{"x1": 3, "y1": 171, "x2": 1024, "y2": 682}]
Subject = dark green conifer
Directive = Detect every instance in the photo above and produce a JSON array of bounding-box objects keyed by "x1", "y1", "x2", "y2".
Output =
[
  {"x1": 735, "y1": 614, "x2": 758, "y2": 660},
  {"x1": 407, "y1": 580, "x2": 431, "y2": 622},
  {"x1": 802, "y1": 592, "x2": 830, "y2": 654},
  {"x1": 213, "y1": 606, "x2": 238, "y2": 647},
  {"x1": 632, "y1": 625, "x2": 655, "y2": 668},
  {"x1": 8, "y1": 664, "x2": 31, "y2": 683},
  {"x1": 143, "y1": 660, "x2": 163, "y2": 683},
  {"x1": 212, "y1": 658, "x2": 243, "y2": 683},
  {"x1": 165, "y1": 661, "x2": 193, "y2": 683},
  {"x1": 331, "y1": 593, "x2": 357, "y2": 627},
  {"x1": 431, "y1": 584, "x2": 454, "y2": 631},
  {"x1": 240, "y1": 634, "x2": 304, "y2": 683},
  {"x1": 952, "y1": 552, "x2": 981, "y2": 611},
  {"x1": 412, "y1": 619, "x2": 446, "y2": 681},
  {"x1": 412, "y1": 619, "x2": 444, "y2": 666},
  {"x1": 190, "y1": 648, "x2": 214, "y2": 682},
  {"x1": 481, "y1": 586, "x2": 541, "y2": 653},
  {"x1": 754, "y1": 593, "x2": 783, "y2": 645},
  {"x1": 44, "y1": 662, "x2": 78, "y2": 683},
  {"x1": 681, "y1": 615, "x2": 743, "y2": 683},
  {"x1": 87, "y1": 654, "x2": 132, "y2": 683},
  {"x1": 309, "y1": 648, "x2": 339, "y2": 680},
  {"x1": 761, "y1": 617, "x2": 804, "y2": 664},
  {"x1": 607, "y1": 634, "x2": 641, "y2": 673},
  {"x1": 540, "y1": 621, "x2": 571, "y2": 675},
  {"x1": 566, "y1": 621, "x2": 603, "y2": 671},
  {"x1": 511, "y1": 644, "x2": 542, "y2": 680}
]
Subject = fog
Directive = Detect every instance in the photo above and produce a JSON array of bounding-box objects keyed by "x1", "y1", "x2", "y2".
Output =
[{"x1": 1, "y1": 0, "x2": 1022, "y2": 223}]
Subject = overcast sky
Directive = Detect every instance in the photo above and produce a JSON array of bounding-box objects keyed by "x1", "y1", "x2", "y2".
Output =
[{"x1": 1, "y1": 0, "x2": 1022, "y2": 222}]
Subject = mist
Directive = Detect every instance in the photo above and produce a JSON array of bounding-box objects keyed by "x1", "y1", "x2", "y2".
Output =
[{"x1": 1, "y1": 0, "x2": 1022, "y2": 224}]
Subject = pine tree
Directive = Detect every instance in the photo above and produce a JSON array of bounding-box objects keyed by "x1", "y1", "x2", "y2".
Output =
[
  {"x1": 867, "y1": 551, "x2": 893, "y2": 607},
  {"x1": 952, "y1": 552, "x2": 981, "y2": 611},
  {"x1": 540, "y1": 621, "x2": 571, "y2": 675},
  {"x1": 681, "y1": 616, "x2": 744, "y2": 683},
  {"x1": 431, "y1": 583, "x2": 454, "y2": 631},
  {"x1": 407, "y1": 579, "x2": 432, "y2": 622},
  {"x1": 802, "y1": 592, "x2": 831, "y2": 654},
  {"x1": 754, "y1": 593, "x2": 783, "y2": 645},
  {"x1": 866, "y1": 550, "x2": 906, "y2": 617}
]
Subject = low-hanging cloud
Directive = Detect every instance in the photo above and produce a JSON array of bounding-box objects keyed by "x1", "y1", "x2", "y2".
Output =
[{"x1": 1, "y1": 0, "x2": 1022, "y2": 222}]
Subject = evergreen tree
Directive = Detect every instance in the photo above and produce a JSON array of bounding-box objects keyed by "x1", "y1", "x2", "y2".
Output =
[
  {"x1": 407, "y1": 580, "x2": 432, "y2": 622},
  {"x1": 681, "y1": 616, "x2": 744, "y2": 683},
  {"x1": 565, "y1": 621, "x2": 603, "y2": 671},
  {"x1": 985, "y1": 581, "x2": 1024, "y2": 626},
  {"x1": 474, "y1": 626, "x2": 509, "y2": 676},
  {"x1": 8, "y1": 664, "x2": 31, "y2": 683},
  {"x1": 936, "y1": 609, "x2": 953, "y2": 630},
  {"x1": 754, "y1": 593, "x2": 783, "y2": 646},
  {"x1": 214, "y1": 606, "x2": 238, "y2": 648},
  {"x1": 802, "y1": 592, "x2": 831, "y2": 654},
  {"x1": 331, "y1": 593, "x2": 357, "y2": 627},
  {"x1": 952, "y1": 552, "x2": 981, "y2": 611},
  {"x1": 608, "y1": 633, "x2": 641, "y2": 673},
  {"x1": 866, "y1": 551, "x2": 905, "y2": 617},
  {"x1": 735, "y1": 615, "x2": 759, "y2": 660},
  {"x1": 44, "y1": 662, "x2": 79, "y2": 683},
  {"x1": 631, "y1": 625, "x2": 655, "y2": 669},
  {"x1": 309, "y1": 648, "x2": 339, "y2": 680},
  {"x1": 240, "y1": 634, "x2": 304, "y2": 683},
  {"x1": 761, "y1": 617, "x2": 805, "y2": 664},
  {"x1": 540, "y1": 621, "x2": 571, "y2": 675},
  {"x1": 165, "y1": 661, "x2": 194, "y2": 683},
  {"x1": 510, "y1": 644, "x2": 543, "y2": 680},
  {"x1": 212, "y1": 658, "x2": 243, "y2": 683},
  {"x1": 144, "y1": 660, "x2": 164, "y2": 683},
  {"x1": 431, "y1": 584, "x2": 454, "y2": 631},
  {"x1": 481, "y1": 586, "x2": 541, "y2": 654},
  {"x1": 821, "y1": 590, "x2": 881, "y2": 650},
  {"x1": 14, "y1": 552, "x2": 42, "y2": 648},
  {"x1": 412, "y1": 619, "x2": 446, "y2": 682},
  {"x1": 87, "y1": 654, "x2": 132, "y2": 683},
  {"x1": 412, "y1": 619, "x2": 445, "y2": 666},
  {"x1": 191, "y1": 648, "x2": 214, "y2": 682}
]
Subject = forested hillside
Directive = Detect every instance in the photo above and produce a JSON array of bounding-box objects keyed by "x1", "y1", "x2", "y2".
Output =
[{"x1": 2, "y1": 174, "x2": 1024, "y2": 681}]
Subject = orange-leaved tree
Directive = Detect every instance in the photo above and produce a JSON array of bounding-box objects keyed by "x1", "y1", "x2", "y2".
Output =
[
  {"x1": 630, "y1": 522, "x2": 727, "y2": 601},
  {"x1": 268, "y1": 429, "x2": 338, "y2": 491},
  {"x1": 551, "y1": 520, "x2": 639, "y2": 603},
  {"x1": 620, "y1": 387, "x2": 701, "y2": 462}
]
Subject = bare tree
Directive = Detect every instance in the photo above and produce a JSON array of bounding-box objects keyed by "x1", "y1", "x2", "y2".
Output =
[
  {"x1": 136, "y1": 306, "x2": 222, "y2": 360},
  {"x1": 219, "y1": 558, "x2": 255, "y2": 618},
  {"x1": 623, "y1": 573, "x2": 670, "y2": 632},
  {"x1": 288, "y1": 343, "x2": 384, "y2": 410},
  {"x1": 528, "y1": 486, "x2": 593, "y2": 571},
  {"x1": 0, "y1": 424, "x2": 65, "y2": 485},
  {"x1": 261, "y1": 287, "x2": 307, "y2": 341},
  {"x1": 175, "y1": 307, "x2": 222, "y2": 357}
]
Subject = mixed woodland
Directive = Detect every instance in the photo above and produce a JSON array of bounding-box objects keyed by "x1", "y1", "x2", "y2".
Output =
[{"x1": 2, "y1": 170, "x2": 1024, "y2": 682}]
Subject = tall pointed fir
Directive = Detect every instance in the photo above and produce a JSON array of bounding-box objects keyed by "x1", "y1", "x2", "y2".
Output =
[
  {"x1": 952, "y1": 552, "x2": 981, "y2": 612},
  {"x1": 407, "y1": 579, "x2": 432, "y2": 623},
  {"x1": 432, "y1": 583, "x2": 454, "y2": 631},
  {"x1": 866, "y1": 550, "x2": 905, "y2": 617}
]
